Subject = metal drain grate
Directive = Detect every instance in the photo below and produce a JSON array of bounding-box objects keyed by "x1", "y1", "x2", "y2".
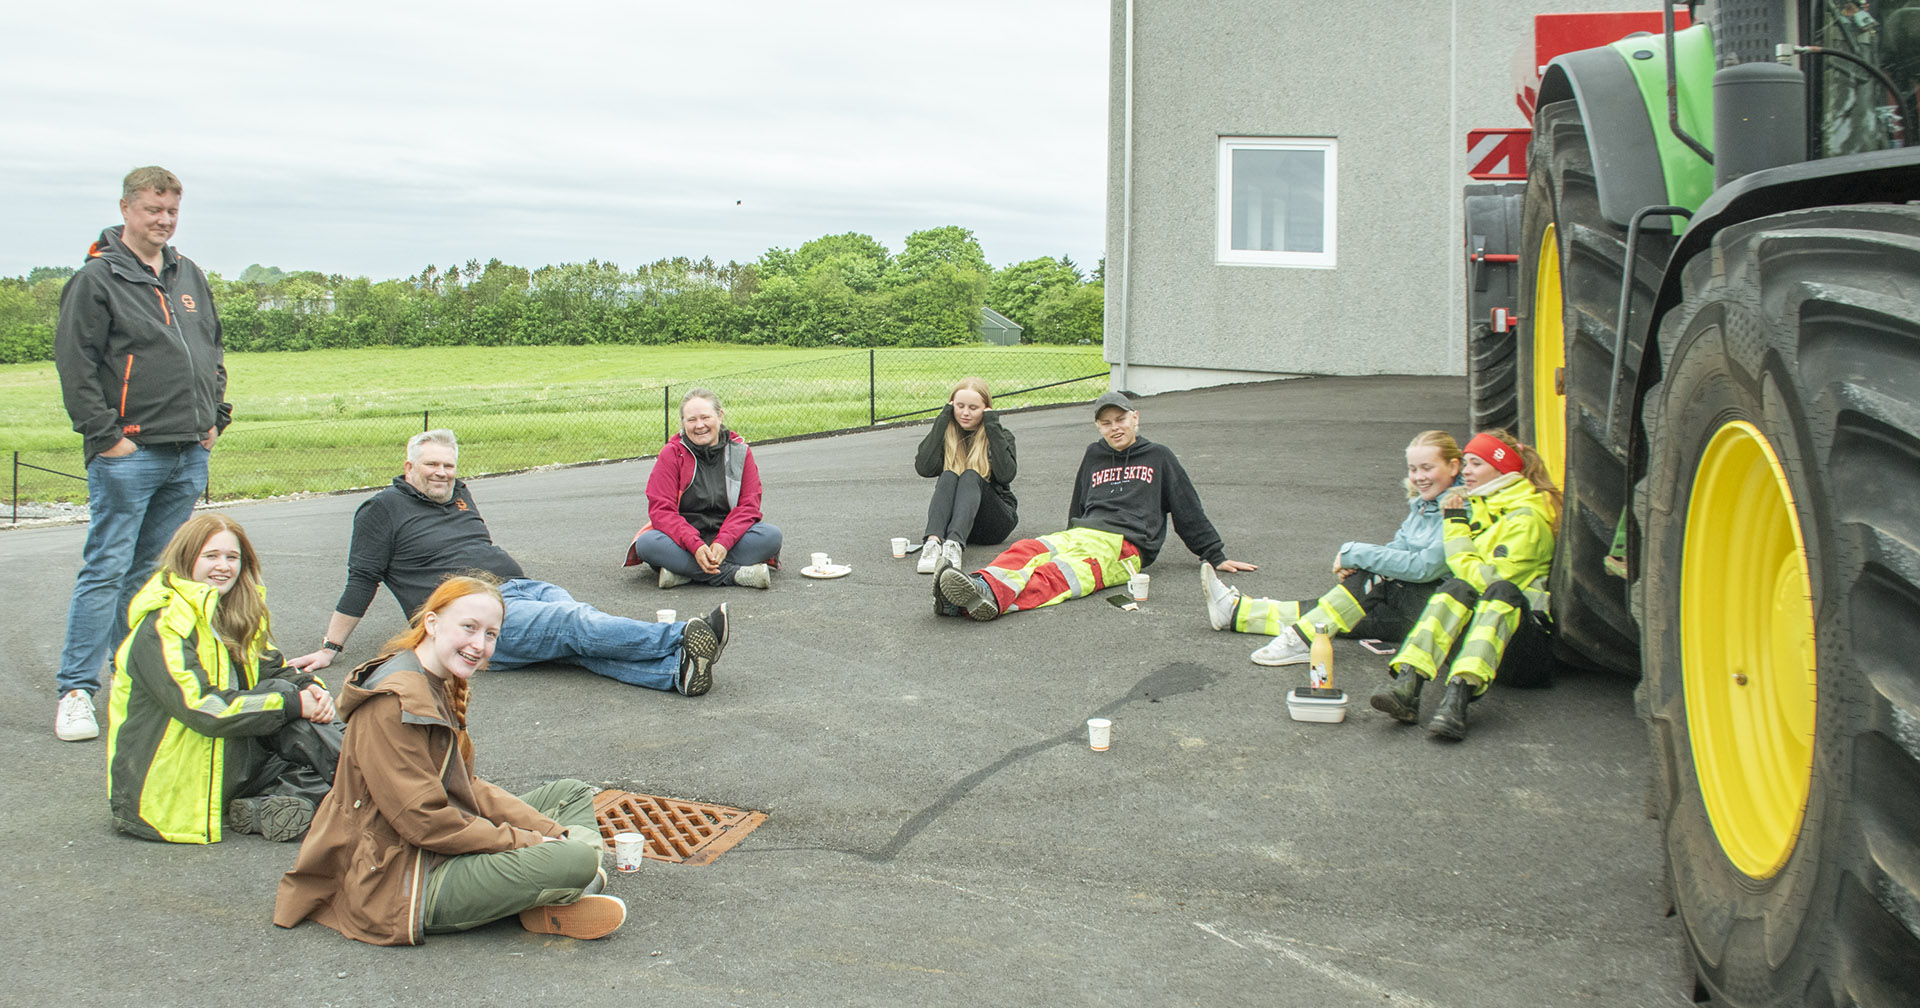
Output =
[{"x1": 592, "y1": 789, "x2": 768, "y2": 866}]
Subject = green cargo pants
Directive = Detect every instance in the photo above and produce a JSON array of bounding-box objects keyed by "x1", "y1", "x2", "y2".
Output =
[{"x1": 422, "y1": 778, "x2": 603, "y2": 933}]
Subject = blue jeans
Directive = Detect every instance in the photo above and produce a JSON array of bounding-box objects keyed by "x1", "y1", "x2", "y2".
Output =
[
  {"x1": 490, "y1": 579, "x2": 684, "y2": 691},
  {"x1": 633, "y1": 522, "x2": 782, "y2": 584},
  {"x1": 58, "y1": 442, "x2": 210, "y2": 695}
]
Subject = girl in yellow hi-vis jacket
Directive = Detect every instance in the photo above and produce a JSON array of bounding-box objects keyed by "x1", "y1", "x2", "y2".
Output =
[{"x1": 1369, "y1": 429, "x2": 1560, "y2": 741}]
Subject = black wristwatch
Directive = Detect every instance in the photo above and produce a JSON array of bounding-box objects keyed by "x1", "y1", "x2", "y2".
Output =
[{"x1": 321, "y1": 639, "x2": 345, "y2": 653}]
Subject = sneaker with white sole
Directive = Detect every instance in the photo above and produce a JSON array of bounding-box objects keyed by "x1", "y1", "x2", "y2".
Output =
[
  {"x1": 519, "y1": 893, "x2": 626, "y2": 940},
  {"x1": 937, "y1": 567, "x2": 1000, "y2": 621},
  {"x1": 1200, "y1": 563, "x2": 1241, "y2": 631},
  {"x1": 676, "y1": 603, "x2": 728, "y2": 696},
  {"x1": 916, "y1": 538, "x2": 942, "y2": 574},
  {"x1": 732, "y1": 563, "x2": 771, "y2": 589},
  {"x1": 659, "y1": 567, "x2": 692, "y2": 589},
  {"x1": 1251, "y1": 626, "x2": 1311, "y2": 666},
  {"x1": 940, "y1": 539, "x2": 963, "y2": 573},
  {"x1": 55, "y1": 690, "x2": 98, "y2": 741}
]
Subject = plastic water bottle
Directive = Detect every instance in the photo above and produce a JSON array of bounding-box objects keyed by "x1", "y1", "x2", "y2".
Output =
[{"x1": 1309, "y1": 621, "x2": 1333, "y2": 689}]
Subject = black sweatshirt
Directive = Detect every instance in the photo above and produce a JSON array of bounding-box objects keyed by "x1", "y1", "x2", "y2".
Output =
[
  {"x1": 913, "y1": 405, "x2": 1018, "y2": 510},
  {"x1": 336, "y1": 477, "x2": 525, "y2": 620},
  {"x1": 1066, "y1": 435, "x2": 1226, "y2": 568}
]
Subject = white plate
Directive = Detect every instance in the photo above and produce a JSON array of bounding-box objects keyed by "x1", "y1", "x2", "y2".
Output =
[{"x1": 800, "y1": 564, "x2": 852, "y2": 579}]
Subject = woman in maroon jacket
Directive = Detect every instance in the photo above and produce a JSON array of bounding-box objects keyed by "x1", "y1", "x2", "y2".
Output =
[{"x1": 625, "y1": 388, "x2": 783, "y2": 589}]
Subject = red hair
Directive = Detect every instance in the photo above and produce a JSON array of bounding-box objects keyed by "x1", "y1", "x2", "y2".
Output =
[{"x1": 377, "y1": 574, "x2": 503, "y2": 765}]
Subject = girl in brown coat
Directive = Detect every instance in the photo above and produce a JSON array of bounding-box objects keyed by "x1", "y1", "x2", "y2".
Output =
[{"x1": 274, "y1": 576, "x2": 623, "y2": 944}]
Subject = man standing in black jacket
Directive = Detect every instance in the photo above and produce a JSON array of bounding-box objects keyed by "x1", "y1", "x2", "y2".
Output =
[
  {"x1": 53, "y1": 167, "x2": 230, "y2": 742},
  {"x1": 936, "y1": 392, "x2": 1257, "y2": 621}
]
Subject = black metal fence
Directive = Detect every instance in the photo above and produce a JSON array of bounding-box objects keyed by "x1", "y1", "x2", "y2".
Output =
[{"x1": 10, "y1": 348, "x2": 1107, "y2": 520}]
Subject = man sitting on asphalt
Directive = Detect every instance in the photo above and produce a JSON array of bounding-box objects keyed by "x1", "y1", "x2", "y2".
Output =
[
  {"x1": 935, "y1": 392, "x2": 1256, "y2": 621},
  {"x1": 288, "y1": 429, "x2": 727, "y2": 695}
]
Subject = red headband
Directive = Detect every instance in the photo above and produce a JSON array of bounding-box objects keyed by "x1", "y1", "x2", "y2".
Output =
[{"x1": 1463, "y1": 433, "x2": 1524, "y2": 475}]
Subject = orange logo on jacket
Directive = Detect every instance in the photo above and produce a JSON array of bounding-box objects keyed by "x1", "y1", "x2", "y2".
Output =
[
  {"x1": 180, "y1": 294, "x2": 197, "y2": 311},
  {"x1": 456, "y1": 499, "x2": 469, "y2": 511}
]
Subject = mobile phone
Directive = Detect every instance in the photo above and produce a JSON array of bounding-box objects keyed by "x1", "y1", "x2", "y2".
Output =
[{"x1": 1359, "y1": 639, "x2": 1395, "y2": 655}]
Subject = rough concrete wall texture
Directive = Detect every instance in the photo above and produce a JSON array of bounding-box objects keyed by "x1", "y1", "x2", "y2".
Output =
[{"x1": 1106, "y1": 0, "x2": 1670, "y2": 392}]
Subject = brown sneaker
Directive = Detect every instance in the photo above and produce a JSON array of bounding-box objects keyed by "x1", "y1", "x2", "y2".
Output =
[{"x1": 519, "y1": 893, "x2": 626, "y2": 939}]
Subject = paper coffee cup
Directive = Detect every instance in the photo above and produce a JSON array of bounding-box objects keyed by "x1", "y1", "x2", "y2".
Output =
[
  {"x1": 1128, "y1": 573, "x2": 1149, "y2": 601},
  {"x1": 891, "y1": 536, "x2": 908, "y2": 558},
  {"x1": 655, "y1": 609, "x2": 676, "y2": 623},
  {"x1": 613, "y1": 831, "x2": 646, "y2": 872},
  {"x1": 1087, "y1": 718, "x2": 1112, "y2": 751},
  {"x1": 811, "y1": 551, "x2": 831, "y2": 569}
]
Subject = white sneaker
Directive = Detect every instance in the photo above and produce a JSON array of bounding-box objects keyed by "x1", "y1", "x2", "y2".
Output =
[
  {"x1": 1251, "y1": 627, "x2": 1311, "y2": 666},
  {"x1": 732, "y1": 563, "x2": 771, "y2": 589},
  {"x1": 940, "y1": 539, "x2": 964, "y2": 573},
  {"x1": 917, "y1": 538, "x2": 942, "y2": 574},
  {"x1": 1200, "y1": 563, "x2": 1240, "y2": 631},
  {"x1": 659, "y1": 567, "x2": 692, "y2": 589},
  {"x1": 56, "y1": 689, "x2": 99, "y2": 741}
]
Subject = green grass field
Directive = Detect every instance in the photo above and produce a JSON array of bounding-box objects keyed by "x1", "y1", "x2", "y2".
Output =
[{"x1": 2, "y1": 344, "x2": 1107, "y2": 504}]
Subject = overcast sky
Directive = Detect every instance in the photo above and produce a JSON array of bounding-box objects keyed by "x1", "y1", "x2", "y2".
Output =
[{"x1": 4, "y1": 1, "x2": 1110, "y2": 282}]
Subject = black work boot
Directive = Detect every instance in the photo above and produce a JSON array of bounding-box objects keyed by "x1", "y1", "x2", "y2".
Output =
[
  {"x1": 1368, "y1": 669, "x2": 1425, "y2": 724},
  {"x1": 1427, "y1": 676, "x2": 1478, "y2": 741}
]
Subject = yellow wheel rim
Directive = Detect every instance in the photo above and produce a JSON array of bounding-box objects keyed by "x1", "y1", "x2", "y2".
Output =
[
  {"x1": 1531, "y1": 224, "x2": 1567, "y2": 483},
  {"x1": 1681, "y1": 420, "x2": 1816, "y2": 879}
]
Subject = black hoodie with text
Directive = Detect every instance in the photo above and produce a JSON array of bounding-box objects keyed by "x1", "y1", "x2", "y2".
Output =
[{"x1": 1067, "y1": 435, "x2": 1226, "y2": 568}]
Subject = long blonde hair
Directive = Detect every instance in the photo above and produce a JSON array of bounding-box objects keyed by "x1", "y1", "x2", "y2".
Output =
[
  {"x1": 1403, "y1": 429, "x2": 1463, "y2": 499},
  {"x1": 378, "y1": 574, "x2": 504, "y2": 765},
  {"x1": 942, "y1": 377, "x2": 993, "y2": 479},
  {"x1": 158, "y1": 513, "x2": 270, "y2": 670},
  {"x1": 1476, "y1": 428, "x2": 1563, "y2": 527}
]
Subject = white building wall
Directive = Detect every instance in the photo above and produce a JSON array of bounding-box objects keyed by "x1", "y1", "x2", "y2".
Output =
[{"x1": 1106, "y1": 0, "x2": 1663, "y2": 394}]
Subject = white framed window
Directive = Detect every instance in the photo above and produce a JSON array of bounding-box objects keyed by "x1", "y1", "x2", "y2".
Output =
[{"x1": 1216, "y1": 136, "x2": 1337, "y2": 268}]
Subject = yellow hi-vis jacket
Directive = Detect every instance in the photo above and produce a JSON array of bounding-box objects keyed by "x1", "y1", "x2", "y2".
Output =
[
  {"x1": 1443, "y1": 473, "x2": 1557, "y2": 594},
  {"x1": 106, "y1": 572, "x2": 316, "y2": 844}
]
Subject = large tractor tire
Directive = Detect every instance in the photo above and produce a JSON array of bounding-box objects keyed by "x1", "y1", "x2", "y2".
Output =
[
  {"x1": 1638, "y1": 205, "x2": 1920, "y2": 1006},
  {"x1": 1518, "y1": 100, "x2": 1674, "y2": 674},
  {"x1": 1464, "y1": 181, "x2": 1524, "y2": 432}
]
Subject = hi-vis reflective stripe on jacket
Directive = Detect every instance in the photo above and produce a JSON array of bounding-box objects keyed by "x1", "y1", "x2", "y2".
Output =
[
  {"x1": 1390, "y1": 476, "x2": 1557, "y2": 689},
  {"x1": 106, "y1": 572, "x2": 299, "y2": 844},
  {"x1": 1442, "y1": 474, "x2": 1555, "y2": 594}
]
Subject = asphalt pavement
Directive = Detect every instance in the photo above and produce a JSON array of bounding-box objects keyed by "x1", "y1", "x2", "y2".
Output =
[{"x1": 0, "y1": 377, "x2": 1690, "y2": 1007}]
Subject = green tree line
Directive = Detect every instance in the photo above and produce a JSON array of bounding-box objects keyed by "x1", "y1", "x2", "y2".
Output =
[{"x1": 0, "y1": 225, "x2": 1103, "y2": 363}]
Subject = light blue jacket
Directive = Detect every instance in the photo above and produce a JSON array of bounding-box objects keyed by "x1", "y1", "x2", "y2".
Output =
[{"x1": 1336, "y1": 486, "x2": 1460, "y2": 583}]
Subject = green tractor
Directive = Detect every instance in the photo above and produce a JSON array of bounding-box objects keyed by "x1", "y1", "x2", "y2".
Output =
[{"x1": 1464, "y1": 2, "x2": 1920, "y2": 1003}]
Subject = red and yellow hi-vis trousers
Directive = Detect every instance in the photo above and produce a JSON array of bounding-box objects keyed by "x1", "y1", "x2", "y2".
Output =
[{"x1": 977, "y1": 528, "x2": 1141, "y2": 615}]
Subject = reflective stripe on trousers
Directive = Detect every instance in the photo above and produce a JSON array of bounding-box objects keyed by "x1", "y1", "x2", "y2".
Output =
[
  {"x1": 1390, "y1": 578, "x2": 1544, "y2": 691},
  {"x1": 1234, "y1": 581, "x2": 1367, "y2": 639},
  {"x1": 976, "y1": 528, "x2": 1138, "y2": 614}
]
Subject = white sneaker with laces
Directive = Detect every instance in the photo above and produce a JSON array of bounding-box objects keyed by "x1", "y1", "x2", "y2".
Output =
[
  {"x1": 1251, "y1": 627, "x2": 1311, "y2": 667},
  {"x1": 1200, "y1": 563, "x2": 1241, "y2": 631},
  {"x1": 659, "y1": 567, "x2": 692, "y2": 589},
  {"x1": 916, "y1": 538, "x2": 942, "y2": 574},
  {"x1": 56, "y1": 689, "x2": 99, "y2": 741},
  {"x1": 941, "y1": 539, "x2": 963, "y2": 573}
]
